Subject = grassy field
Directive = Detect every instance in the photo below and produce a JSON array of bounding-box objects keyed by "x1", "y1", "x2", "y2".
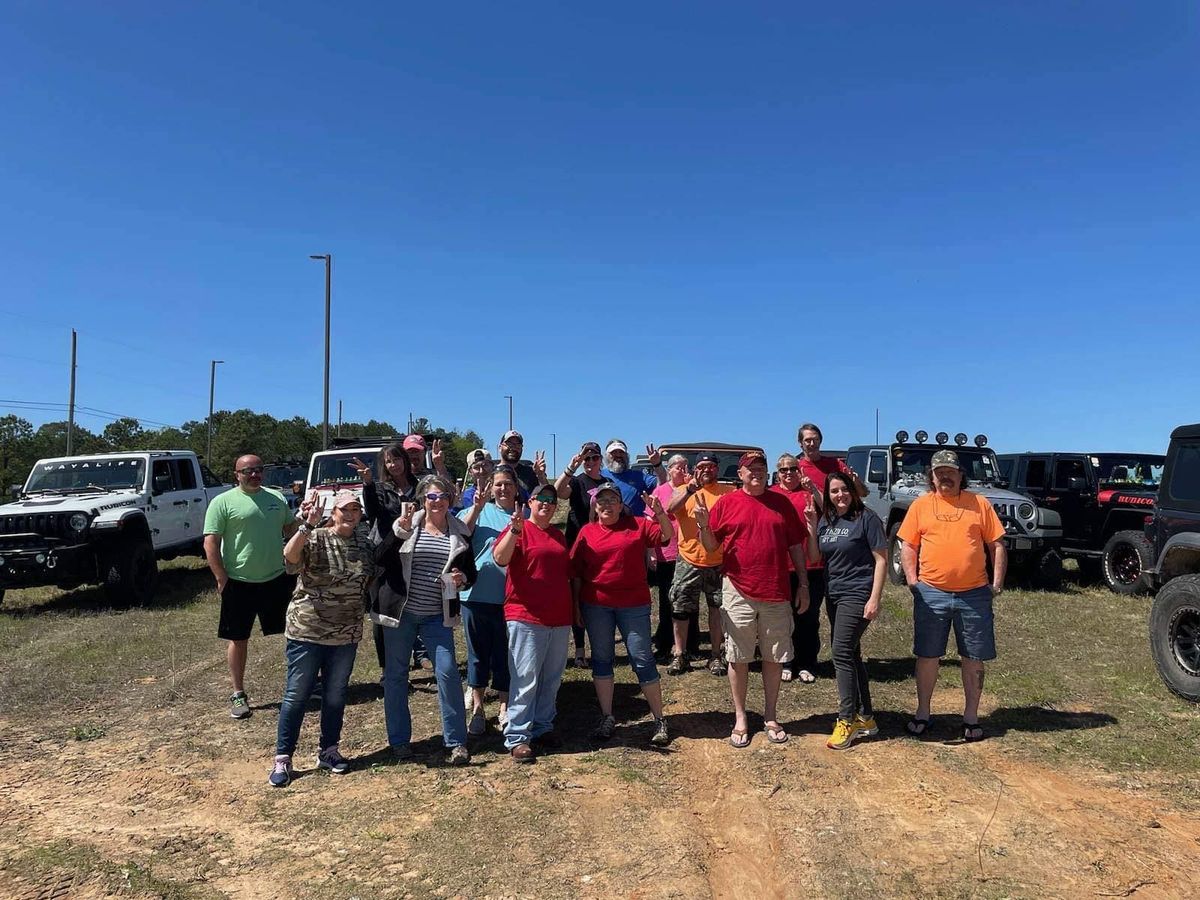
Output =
[{"x1": 0, "y1": 558, "x2": 1197, "y2": 899}]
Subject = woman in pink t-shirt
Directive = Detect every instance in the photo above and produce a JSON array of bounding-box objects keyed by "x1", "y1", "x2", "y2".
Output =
[{"x1": 570, "y1": 482, "x2": 674, "y2": 746}]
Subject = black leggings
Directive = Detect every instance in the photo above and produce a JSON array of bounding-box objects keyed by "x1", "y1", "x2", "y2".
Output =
[
  {"x1": 790, "y1": 569, "x2": 827, "y2": 674},
  {"x1": 828, "y1": 593, "x2": 873, "y2": 721}
]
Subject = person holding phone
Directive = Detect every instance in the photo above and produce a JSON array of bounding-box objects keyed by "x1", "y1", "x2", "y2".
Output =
[
  {"x1": 570, "y1": 482, "x2": 674, "y2": 746},
  {"x1": 373, "y1": 475, "x2": 477, "y2": 765},
  {"x1": 492, "y1": 483, "x2": 572, "y2": 763}
]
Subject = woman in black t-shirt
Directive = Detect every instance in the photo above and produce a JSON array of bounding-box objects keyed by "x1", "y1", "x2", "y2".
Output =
[{"x1": 805, "y1": 471, "x2": 888, "y2": 750}]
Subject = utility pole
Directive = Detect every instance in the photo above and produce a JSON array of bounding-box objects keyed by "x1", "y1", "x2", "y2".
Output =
[
  {"x1": 310, "y1": 253, "x2": 332, "y2": 448},
  {"x1": 207, "y1": 360, "x2": 224, "y2": 462},
  {"x1": 66, "y1": 329, "x2": 77, "y2": 455},
  {"x1": 875, "y1": 408, "x2": 880, "y2": 445},
  {"x1": 407, "y1": 412, "x2": 414, "y2": 434},
  {"x1": 551, "y1": 433, "x2": 557, "y2": 473},
  {"x1": 504, "y1": 395, "x2": 513, "y2": 431},
  {"x1": 337, "y1": 399, "x2": 343, "y2": 438}
]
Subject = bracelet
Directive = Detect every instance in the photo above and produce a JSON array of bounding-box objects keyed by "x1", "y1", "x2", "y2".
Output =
[{"x1": 298, "y1": 523, "x2": 313, "y2": 533}]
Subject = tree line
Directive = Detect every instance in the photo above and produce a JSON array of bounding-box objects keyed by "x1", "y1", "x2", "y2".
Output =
[{"x1": 0, "y1": 411, "x2": 485, "y2": 491}]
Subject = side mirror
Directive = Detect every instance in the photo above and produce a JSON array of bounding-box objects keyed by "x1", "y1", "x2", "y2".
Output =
[
  {"x1": 867, "y1": 461, "x2": 886, "y2": 485},
  {"x1": 1067, "y1": 477, "x2": 1089, "y2": 492},
  {"x1": 10, "y1": 484, "x2": 21, "y2": 500}
]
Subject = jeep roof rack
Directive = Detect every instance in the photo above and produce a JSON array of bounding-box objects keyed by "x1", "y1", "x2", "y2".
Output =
[
  {"x1": 325, "y1": 436, "x2": 402, "y2": 450},
  {"x1": 1170, "y1": 423, "x2": 1200, "y2": 441}
]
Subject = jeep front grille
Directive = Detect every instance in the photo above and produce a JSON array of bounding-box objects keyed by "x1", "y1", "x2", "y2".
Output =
[{"x1": 0, "y1": 513, "x2": 74, "y2": 543}]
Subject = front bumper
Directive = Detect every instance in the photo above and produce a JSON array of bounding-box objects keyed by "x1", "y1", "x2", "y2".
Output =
[{"x1": 0, "y1": 542, "x2": 96, "y2": 588}]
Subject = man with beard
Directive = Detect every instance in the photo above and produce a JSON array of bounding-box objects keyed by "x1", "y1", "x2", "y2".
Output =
[
  {"x1": 456, "y1": 448, "x2": 495, "y2": 511},
  {"x1": 695, "y1": 451, "x2": 809, "y2": 747},
  {"x1": 497, "y1": 430, "x2": 542, "y2": 497},
  {"x1": 204, "y1": 454, "x2": 299, "y2": 719},
  {"x1": 403, "y1": 434, "x2": 452, "y2": 480},
  {"x1": 898, "y1": 449, "x2": 1007, "y2": 742},
  {"x1": 600, "y1": 439, "x2": 665, "y2": 517},
  {"x1": 666, "y1": 453, "x2": 732, "y2": 675}
]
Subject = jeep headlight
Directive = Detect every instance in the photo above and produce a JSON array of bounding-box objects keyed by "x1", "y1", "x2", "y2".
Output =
[
  {"x1": 1017, "y1": 503, "x2": 1034, "y2": 520},
  {"x1": 68, "y1": 512, "x2": 89, "y2": 532}
]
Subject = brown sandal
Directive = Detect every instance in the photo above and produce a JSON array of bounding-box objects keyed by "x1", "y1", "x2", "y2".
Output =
[{"x1": 729, "y1": 728, "x2": 750, "y2": 749}]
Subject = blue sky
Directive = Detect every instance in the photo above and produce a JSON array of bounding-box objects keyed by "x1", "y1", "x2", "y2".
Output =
[{"x1": 2, "y1": 2, "x2": 1196, "y2": 464}]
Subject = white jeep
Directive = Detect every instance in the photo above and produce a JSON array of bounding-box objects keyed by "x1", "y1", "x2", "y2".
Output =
[{"x1": 0, "y1": 451, "x2": 230, "y2": 606}]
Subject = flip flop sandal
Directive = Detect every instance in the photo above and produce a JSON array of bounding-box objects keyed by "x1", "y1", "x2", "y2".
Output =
[
  {"x1": 765, "y1": 723, "x2": 789, "y2": 744},
  {"x1": 905, "y1": 717, "x2": 931, "y2": 736},
  {"x1": 961, "y1": 722, "x2": 985, "y2": 742},
  {"x1": 728, "y1": 728, "x2": 751, "y2": 749},
  {"x1": 797, "y1": 670, "x2": 816, "y2": 684}
]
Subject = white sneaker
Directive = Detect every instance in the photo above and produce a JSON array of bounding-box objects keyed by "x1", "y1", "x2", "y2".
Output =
[
  {"x1": 468, "y1": 708, "x2": 487, "y2": 736},
  {"x1": 498, "y1": 707, "x2": 509, "y2": 729}
]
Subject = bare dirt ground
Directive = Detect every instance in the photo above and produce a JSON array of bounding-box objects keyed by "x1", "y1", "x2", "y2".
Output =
[{"x1": 1, "y1": 564, "x2": 1198, "y2": 899}]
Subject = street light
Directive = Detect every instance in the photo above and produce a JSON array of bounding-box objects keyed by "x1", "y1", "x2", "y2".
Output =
[
  {"x1": 503, "y1": 395, "x2": 513, "y2": 431},
  {"x1": 310, "y1": 253, "x2": 332, "y2": 448},
  {"x1": 551, "y1": 433, "x2": 557, "y2": 473},
  {"x1": 207, "y1": 359, "x2": 224, "y2": 462}
]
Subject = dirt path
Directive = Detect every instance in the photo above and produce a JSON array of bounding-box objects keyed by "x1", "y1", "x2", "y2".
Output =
[{"x1": 1, "y1": 690, "x2": 1198, "y2": 899}]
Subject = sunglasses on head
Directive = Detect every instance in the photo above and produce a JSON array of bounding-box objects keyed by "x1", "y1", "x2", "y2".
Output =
[{"x1": 424, "y1": 491, "x2": 450, "y2": 502}]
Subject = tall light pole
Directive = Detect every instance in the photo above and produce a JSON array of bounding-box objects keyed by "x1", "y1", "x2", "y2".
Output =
[
  {"x1": 504, "y1": 395, "x2": 513, "y2": 431},
  {"x1": 207, "y1": 359, "x2": 224, "y2": 462},
  {"x1": 310, "y1": 253, "x2": 332, "y2": 448},
  {"x1": 66, "y1": 329, "x2": 77, "y2": 455},
  {"x1": 551, "y1": 432, "x2": 557, "y2": 473}
]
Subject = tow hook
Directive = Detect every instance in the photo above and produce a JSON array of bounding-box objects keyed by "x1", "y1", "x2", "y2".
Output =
[{"x1": 46, "y1": 554, "x2": 58, "y2": 569}]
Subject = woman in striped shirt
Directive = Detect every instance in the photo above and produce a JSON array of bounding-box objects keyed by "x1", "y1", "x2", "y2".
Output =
[{"x1": 374, "y1": 475, "x2": 477, "y2": 765}]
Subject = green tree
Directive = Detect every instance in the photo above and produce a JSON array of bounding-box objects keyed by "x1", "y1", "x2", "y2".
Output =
[{"x1": 0, "y1": 415, "x2": 34, "y2": 492}]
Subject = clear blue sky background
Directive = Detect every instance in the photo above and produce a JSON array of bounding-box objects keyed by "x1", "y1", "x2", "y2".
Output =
[{"x1": 2, "y1": 2, "x2": 1196, "y2": 464}]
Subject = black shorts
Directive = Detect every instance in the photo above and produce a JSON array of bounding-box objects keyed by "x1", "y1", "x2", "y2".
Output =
[{"x1": 217, "y1": 574, "x2": 296, "y2": 641}]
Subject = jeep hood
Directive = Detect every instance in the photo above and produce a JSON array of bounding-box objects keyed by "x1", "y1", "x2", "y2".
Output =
[{"x1": 0, "y1": 490, "x2": 143, "y2": 515}]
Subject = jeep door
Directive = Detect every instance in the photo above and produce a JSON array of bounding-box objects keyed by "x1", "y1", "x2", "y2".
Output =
[
  {"x1": 149, "y1": 460, "x2": 194, "y2": 547},
  {"x1": 1050, "y1": 455, "x2": 1094, "y2": 549},
  {"x1": 1154, "y1": 436, "x2": 1200, "y2": 560},
  {"x1": 862, "y1": 449, "x2": 890, "y2": 522},
  {"x1": 169, "y1": 460, "x2": 207, "y2": 544}
]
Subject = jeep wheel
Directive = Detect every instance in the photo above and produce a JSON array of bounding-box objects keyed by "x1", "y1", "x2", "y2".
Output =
[
  {"x1": 1149, "y1": 574, "x2": 1200, "y2": 702},
  {"x1": 887, "y1": 525, "x2": 906, "y2": 585},
  {"x1": 102, "y1": 539, "x2": 158, "y2": 606},
  {"x1": 1101, "y1": 530, "x2": 1154, "y2": 595}
]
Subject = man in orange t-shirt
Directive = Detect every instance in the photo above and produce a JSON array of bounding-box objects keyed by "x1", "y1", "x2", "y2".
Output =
[
  {"x1": 898, "y1": 449, "x2": 1007, "y2": 742},
  {"x1": 666, "y1": 453, "x2": 734, "y2": 676}
]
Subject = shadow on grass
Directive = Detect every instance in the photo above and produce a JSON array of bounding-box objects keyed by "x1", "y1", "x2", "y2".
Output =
[
  {"x1": 983, "y1": 705, "x2": 1117, "y2": 736},
  {"x1": 864, "y1": 656, "x2": 960, "y2": 683},
  {"x1": 0, "y1": 564, "x2": 214, "y2": 618}
]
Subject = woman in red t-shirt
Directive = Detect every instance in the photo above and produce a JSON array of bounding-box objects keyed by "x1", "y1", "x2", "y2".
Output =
[
  {"x1": 491, "y1": 484, "x2": 572, "y2": 763},
  {"x1": 570, "y1": 482, "x2": 674, "y2": 746}
]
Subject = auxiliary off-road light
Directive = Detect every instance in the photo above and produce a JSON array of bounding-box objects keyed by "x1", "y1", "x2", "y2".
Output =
[
  {"x1": 69, "y1": 512, "x2": 89, "y2": 532},
  {"x1": 974, "y1": 434, "x2": 988, "y2": 447},
  {"x1": 935, "y1": 432, "x2": 949, "y2": 445},
  {"x1": 954, "y1": 433, "x2": 968, "y2": 446},
  {"x1": 895, "y1": 430, "x2": 909, "y2": 443},
  {"x1": 915, "y1": 430, "x2": 929, "y2": 444}
]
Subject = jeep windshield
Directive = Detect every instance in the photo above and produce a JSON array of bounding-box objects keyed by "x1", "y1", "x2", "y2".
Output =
[
  {"x1": 25, "y1": 458, "x2": 146, "y2": 493},
  {"x1": 311, "y1": 452, "x2": 377, "y2": 487},
  {"x1": 1092, "y1": 454, "x2": 1164, "y2": 489},
  {"x1": 657, "y1": 447, "x2": 766, "y2": 484},
  {"x1": 891, "y1": 446, "x2": 1004, "y2": 486},
  {"x1": 264, "y1": 465, "x2": 305, "y2": 490}
]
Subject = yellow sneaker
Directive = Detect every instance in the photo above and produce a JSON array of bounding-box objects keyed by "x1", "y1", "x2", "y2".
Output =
[
  {"x1": 851, "y1": 714, "x2": 879, "y2": 740},
  {"x1": 827, "y1": 719, "x2": 855, "y2": 750}
]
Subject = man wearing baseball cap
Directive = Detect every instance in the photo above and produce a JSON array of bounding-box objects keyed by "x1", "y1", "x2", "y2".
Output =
[
  {"x1": 898, "y1": 449, "x2": 1007, "y2": 742},
  {"x1": 665, "y1": 452, "x2": 733, "y2": 676},
  {"x1": 695, "y1": 450, "x2": 809, "y2": 747},
  {"x1": 498, "y1": 430, "x2": 541, "y2": 497},
  {"x1": 599, "y1": 438, "x2": 666, "y2": 517},
  {"x1": 404, "y1": 434, "x2": 451, "y2": 480},
  {"x1": 457, "y1": 448, "x2": 495, "y2": 511}
]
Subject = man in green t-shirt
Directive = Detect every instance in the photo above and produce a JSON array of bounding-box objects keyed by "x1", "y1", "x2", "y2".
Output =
[{"x1": 203, "y1": 454, "x2": 299, "y2": 719}]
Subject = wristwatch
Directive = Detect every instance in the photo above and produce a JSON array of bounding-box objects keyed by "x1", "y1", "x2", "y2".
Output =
[{"x1": 298, "y1": 523, "x2": 313, "y2": 533}]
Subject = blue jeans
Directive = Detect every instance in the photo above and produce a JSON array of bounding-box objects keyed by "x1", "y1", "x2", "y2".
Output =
[
  {"x1": 581, "y1": 602, "x2": 660, "y2": 685},
  {"x1": 462, "y1": 602, "x2": 511, "y2": 692},
  {"x1": 276, "y1": 639, "x2": 358, "y2": 756},
  {"x1": 912, "y1": 583, "x2": 997, "y2": 661},
  {"x1": 381, "y1": 612, "x2": 467, "y2": 749},
  {"x1": 504, "y1": 621, "x2": 570, "y2": 748}
]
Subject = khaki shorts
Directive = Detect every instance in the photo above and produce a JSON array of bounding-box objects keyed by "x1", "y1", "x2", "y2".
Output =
[{"x1": 720, "y1": 578, "x2": 794, "y2": 664}]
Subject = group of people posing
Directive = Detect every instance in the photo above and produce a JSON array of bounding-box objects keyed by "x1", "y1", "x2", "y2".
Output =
[{"x1": 202, "y1": 423, "x2": 1008, "y2": 787}]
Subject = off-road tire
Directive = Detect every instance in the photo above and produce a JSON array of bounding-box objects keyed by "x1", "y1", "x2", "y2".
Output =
[
  {"x1": 1149, "y1": 574, "x2": 1200, "y2": 703},
  {"x1": 1101, "y1": 530, "x2": 1154, "y2": 596},
  {"x1": 101, "y1": 538, "x2": 158, "y2": 606},
  {"x1": 887, "y1": 524, "x2": 906, "y2": 585}
]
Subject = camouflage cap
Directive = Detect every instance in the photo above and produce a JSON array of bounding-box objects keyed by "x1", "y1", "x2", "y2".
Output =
[{"x1": 930, "y1": 449, "x2": 961, "y2": 470}]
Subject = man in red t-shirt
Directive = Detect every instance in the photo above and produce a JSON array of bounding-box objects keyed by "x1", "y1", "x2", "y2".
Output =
[
  {"x1": 797, "y1": 422, "x2": 867, "y2": 507},
  {"x1": 695, "y1": 451, "x2": 809, "y2": 748}
]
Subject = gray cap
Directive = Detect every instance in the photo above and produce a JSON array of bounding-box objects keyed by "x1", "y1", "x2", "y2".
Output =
[{"x1": 930, "y1": 449, "x2": 961, "y2": 471}]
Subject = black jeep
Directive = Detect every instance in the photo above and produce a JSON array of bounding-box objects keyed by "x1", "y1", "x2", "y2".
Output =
[
  {"x1": 1146, "y1": 424, "x2": 1200, "y2": 702},
  {"x1": 997, "y1": 451, "x2": 1164, "y2": 594}
]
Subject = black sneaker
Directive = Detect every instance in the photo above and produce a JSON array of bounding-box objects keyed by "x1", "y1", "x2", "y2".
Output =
[
  {"x1": 590, "y1": 714, "x2": 616, "y2": 741},
  {"x1": 650, "y1": 717, "x2": 670, "y2": 746},
  {"x1": 390, "y1": 744, "x2": 414, "y2": 762}
]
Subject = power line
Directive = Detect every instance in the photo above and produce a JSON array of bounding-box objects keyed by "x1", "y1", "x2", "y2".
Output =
[{"x1": 0, "y1": 399, "x2": 184, "y2": 430}]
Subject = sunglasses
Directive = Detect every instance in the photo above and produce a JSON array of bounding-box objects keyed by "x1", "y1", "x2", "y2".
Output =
[
  {"x1": 424, "y1": 492, "x2": 450, "y2": 502},
  {"x1": 531, "y1": 493, "x2": 557, "y2": 504},
  {"x1": 582, "y1": 455, "x2": 601, "y2": 462},
  {"x1": 777, "y1": 466, "x2": 799, "y2": 474},
  {"x1": 237, "y1": 466, "x2": 265, "y2": 475}
]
